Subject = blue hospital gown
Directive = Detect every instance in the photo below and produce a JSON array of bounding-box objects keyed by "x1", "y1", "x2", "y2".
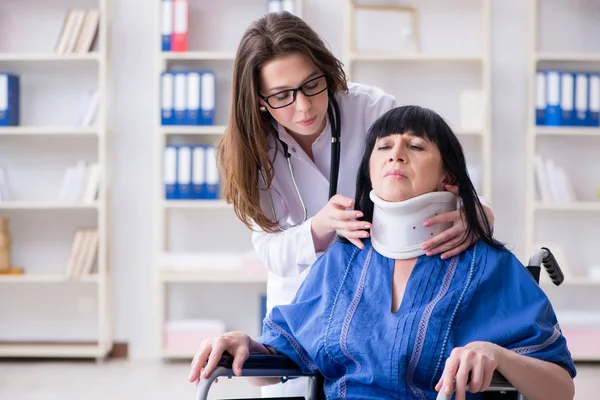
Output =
[{"x1": 257, "y1": 239, "x2": 577, "y2": 400}]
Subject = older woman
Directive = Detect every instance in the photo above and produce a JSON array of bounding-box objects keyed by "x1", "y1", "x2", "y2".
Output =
[{"x1": 188, "y1": 106, "x2": 576, "y2": 400}]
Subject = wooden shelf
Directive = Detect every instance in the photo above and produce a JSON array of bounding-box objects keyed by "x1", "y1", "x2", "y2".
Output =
[
  {"x1": 164, "y1": 200, "x2": 230, "y2": 209},
  {"x1": 0, "y1": 342, "x2": 110, "y2": 358},
  {"x1": 0, "y1": 274, "x2": 100, "y2": 283},
  {"x1": 161, "y1": 51, "x2": 236, "y2": 61},
  {"x1": 0, "y1": 53, "x2": 101, "y2": 62},
  {"x1": 535, "y1": 202, "x2": 600, "y2": 211},
  {"x1": 161, "y1": 125, "x2": 227, "y2": 135},
  {"x1": 161, "y1": 269, "x2": 267, "y2": 283},
  {"x1": 536, "y1": 53, "x2": 600, "y2": 62},
  {"x1": 349, "y1": 52, "x2": 483, "y2": 62},
  {"x1": 0, "y1": 202, "x2": 99, "y2": 210},
  {"x1": 534, "y1": 127, "x2": 600, "y2": 136},
  {"x1": 0, "y1": 126, "x2": 99, "y2": 136}
]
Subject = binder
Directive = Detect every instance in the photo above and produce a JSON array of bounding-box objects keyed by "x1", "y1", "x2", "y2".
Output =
[
  {"x1": 177, "y1": 145, "x2": 193, "y2": 199},
  {"x1": 172, "y1": 0, "x2": 189, "y2": 52},
  {"x1": 205, "y1": 145, "x2": 219, "y2": 199},
  {"x1": 161, "y1": 0, "x2": 173, "y2": 51},
  {"x1": 588, "y1": 73, "x2": 599, "y2": 127},
  {"x1": 574, "y1": 73, "x2": 589, "y2": 126},
  {"x1": 0, "y1": 73, "x2": 20, "y2": 127},
  {"x1": 186, "y1": 71, "x2": 201, "y2": 125},
  {"x1": 560, "y1": 71, "x2": 574, "y2": 126},
  {"x1": 267, "y1": 0, "x2": 282, "y2": 13},
  {"x1": 200, "y1": 71, "x2": 216, "y2": 125},
  {"x1": 173, "y1": 71, "x2": 187, "y2": 125},
  {"x1": 164, "y1": 145, "x2": 178, "y2": 199},
  {"x1": 161, "y1": 72, "x2": 175, "y2": 125},
  {"x1": 544, "y1": 70, "x2": 560, "y2": 126},
  {"x1": 192, "y1": 145, "x2": 206, "y2": 199},
  {"x1": 535, "y1": 71, "x2": 546, "y2": 126}
]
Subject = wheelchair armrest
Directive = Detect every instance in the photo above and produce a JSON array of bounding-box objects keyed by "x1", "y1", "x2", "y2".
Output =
[
  {"x1": 216, "y1": 353, "x2": 316, "y2": 376},
  {"x1": 196, "y1": 354, "x2": 320, "y2": 400},
  {"x1": 487, "y1": 371, "x2": 518, "y2": 392}
]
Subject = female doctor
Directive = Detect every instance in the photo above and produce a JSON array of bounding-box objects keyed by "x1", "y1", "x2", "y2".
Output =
[{"x1": 214, "y1": 11, "x2": 495, "y2": 396}]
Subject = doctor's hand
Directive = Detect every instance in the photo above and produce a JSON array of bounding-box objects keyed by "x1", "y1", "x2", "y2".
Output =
[
  {"x1": 435, "y1": 341, "x2": 503, "y2": 400},
  {"x1": 421, "y1": 184, "x2": 495, "y2": 259},
  {"x1": 188, "y1": 331, "x2": 274, "y2": 386},
  {"x1": 311, "y1": 194, "x2": 371, "y2": 252}
]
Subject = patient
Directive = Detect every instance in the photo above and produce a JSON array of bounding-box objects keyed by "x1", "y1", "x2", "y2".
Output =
[{"x1": 188, "y1": 106, "x2": 576, "y2": 400}]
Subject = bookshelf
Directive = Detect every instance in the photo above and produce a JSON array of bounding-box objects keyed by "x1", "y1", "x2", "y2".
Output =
[
  {"x1": 343, "y1": 0, "x2": 493, "y2": 202},
  {"x1": 525, "y1": 0, "x2": 600, "y2": 362},
  {"x1": 154, "y1": 0, "x2": 303, "y2": 361},
  {"x1": 0, "y1": 0, "x2": 111, "y2": 360}
]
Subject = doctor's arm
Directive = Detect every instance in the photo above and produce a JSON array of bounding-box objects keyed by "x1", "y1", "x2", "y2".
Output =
[
  {"x1": 421, "y1": 185, "x2": 494, "y2": 259},
  {"x1": 252, "y1": 189, "x2": 370, "y2": 277}
]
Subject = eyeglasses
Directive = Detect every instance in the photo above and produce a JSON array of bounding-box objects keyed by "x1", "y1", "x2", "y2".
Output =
[{"x1": 260, "y1": 74, "x2": 328, "y2": 109}]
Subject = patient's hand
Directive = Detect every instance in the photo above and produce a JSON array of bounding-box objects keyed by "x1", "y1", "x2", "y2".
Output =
[
  {"x1": 421, "y1": 185, "x2": 494, "y2": 259},
  {"x1": 188, "y1": 331, "x2": 274, "y2": 386},
  {"x1": 435, "y1": 341, "x2": 502, "y2": 400}
]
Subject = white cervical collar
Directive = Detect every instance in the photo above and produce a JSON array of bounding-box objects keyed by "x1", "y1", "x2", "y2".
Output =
[{"x1": 369, "y1": 190, "x2": 458, "y2": 259}]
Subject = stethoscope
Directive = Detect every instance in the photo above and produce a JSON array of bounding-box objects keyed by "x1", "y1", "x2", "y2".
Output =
[{"x1": 259, "y1": 92, "x2": 341, "y2": 230}]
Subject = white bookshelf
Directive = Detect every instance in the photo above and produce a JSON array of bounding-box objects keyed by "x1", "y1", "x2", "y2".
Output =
[
  {"x1": 154, "y1": 0, "x2": 303, "y2": 360},
  {"x1": 0, "y1": 53, "x2": 101, "y2": 62},
  {"x1": 0, "y1": 126, "x2": 100, "y2": 136},
  {"x1": 343, "y1": 0, "x2": 493, "y2": 202},
  {"x1": 525, "y1": 0, "x2": 600, "y2": 362},
  {"x1": 0, "y1": 0, "x2": 111, "y2": 360}
]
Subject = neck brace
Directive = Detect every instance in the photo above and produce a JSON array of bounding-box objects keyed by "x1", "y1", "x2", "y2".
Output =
[{"x1": 369, "y1": 190, "x2": 457, "y2": 259}]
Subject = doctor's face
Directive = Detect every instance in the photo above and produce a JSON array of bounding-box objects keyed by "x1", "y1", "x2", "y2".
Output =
[
  {"x1": 258, "y1": 52, "x2": 329, "y2": 139},
  {"x1": 369, "y1": 133, "x2": 447, "y2": 202}
]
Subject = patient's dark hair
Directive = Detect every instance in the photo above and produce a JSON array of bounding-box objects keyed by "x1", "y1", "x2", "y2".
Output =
[{"x1": 354, "y1": 105, "x2": 504, "y2": 251}]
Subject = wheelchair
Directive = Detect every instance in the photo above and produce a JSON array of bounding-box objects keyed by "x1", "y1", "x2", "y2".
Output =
[{"x1": 196, "y1": 247, "x2": 565, "y2": 400}]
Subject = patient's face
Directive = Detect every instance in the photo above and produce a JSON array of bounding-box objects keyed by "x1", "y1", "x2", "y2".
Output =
[{"x1": 369, "y1": 133, "x2": 446, "y2": 202}]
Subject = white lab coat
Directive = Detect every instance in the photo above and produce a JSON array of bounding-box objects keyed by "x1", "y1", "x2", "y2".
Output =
[
  {"x1": 254, "y1": 82, "x2": 397, "y2": 397},
  {"x1": 253, "y1": 82, "x2": 398, "y2": 313}
]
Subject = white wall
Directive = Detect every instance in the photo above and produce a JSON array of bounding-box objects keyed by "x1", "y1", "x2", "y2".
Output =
[{"x1": 108, "y1": 0, "x2": 530, "y2": 359}]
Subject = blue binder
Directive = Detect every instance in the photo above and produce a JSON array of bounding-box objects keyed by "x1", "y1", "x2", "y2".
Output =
[
  {"x1": 200, "y1": 71, "x2": 216, "y2": 125},
  {"x1": 173, "y1": 71, "x2": 187, "y2": 125},
  {"x1": 544, "y1": 70, "x2": 561, "y2": 126},
  {"x1": 161, "y1": 0, "x2": 173, "y2": 51},
  {"x1": 192, "y1": 145, "x2": 206, "y2": 199},
  {"x1": 574, "y1": 73, "x2": 589, "y2": 126},
  {"x1": 0, "y1": 73, "x2": 20, "y2": 127},
  {"x1": 560, "y1": 71, "x2": 574, "y2": 126},
  {"x1": 161, "y1": 72, "x2": 175, "y2": 125},
  {"x1": 164, "y1": 145, "x2": 178, "y2": 199},
  {"x1": 535, "y1": 70, "x2": 546, "y2": 126},
  {"x1": 204, "y1": 145, "x2": 219, "y2": 199},
  {"x1": 588, "y1": 73, "x2": 599, "y2": 127},
  {"x1": 186, "y1": 71, "x2": 202, "y2": 125},
  {"x1": 177, "y1": 145, "x2": 193, "y2": 199}
]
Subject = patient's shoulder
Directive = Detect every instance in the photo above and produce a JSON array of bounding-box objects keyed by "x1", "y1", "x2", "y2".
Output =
[{"x1": 470, "y1": 240, "x2": 542, "y2": 288}]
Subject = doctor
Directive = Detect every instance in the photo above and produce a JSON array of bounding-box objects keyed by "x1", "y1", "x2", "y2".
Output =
[{"x1": 214, "y1": 11, "x2": 495, "y2": 396}]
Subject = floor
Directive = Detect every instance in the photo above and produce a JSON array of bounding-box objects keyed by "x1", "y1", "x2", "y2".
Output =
[{"x1": 0, "y1": 359, "x2": 598, "y2": 400}]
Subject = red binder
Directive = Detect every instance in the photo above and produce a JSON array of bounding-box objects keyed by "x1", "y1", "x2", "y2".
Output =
[{"x1": 172, "y1": 0, "x2": 188, "y2": 52}]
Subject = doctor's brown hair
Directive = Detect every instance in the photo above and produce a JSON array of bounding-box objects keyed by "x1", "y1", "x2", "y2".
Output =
[{"x1": 215, "y1": 11, "x2": 348, "y2": 232}]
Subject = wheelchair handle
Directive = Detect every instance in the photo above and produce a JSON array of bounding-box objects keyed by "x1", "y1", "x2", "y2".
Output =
[{"x1": 527, "y1": 247, "x2": 564, "y2": 286}]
